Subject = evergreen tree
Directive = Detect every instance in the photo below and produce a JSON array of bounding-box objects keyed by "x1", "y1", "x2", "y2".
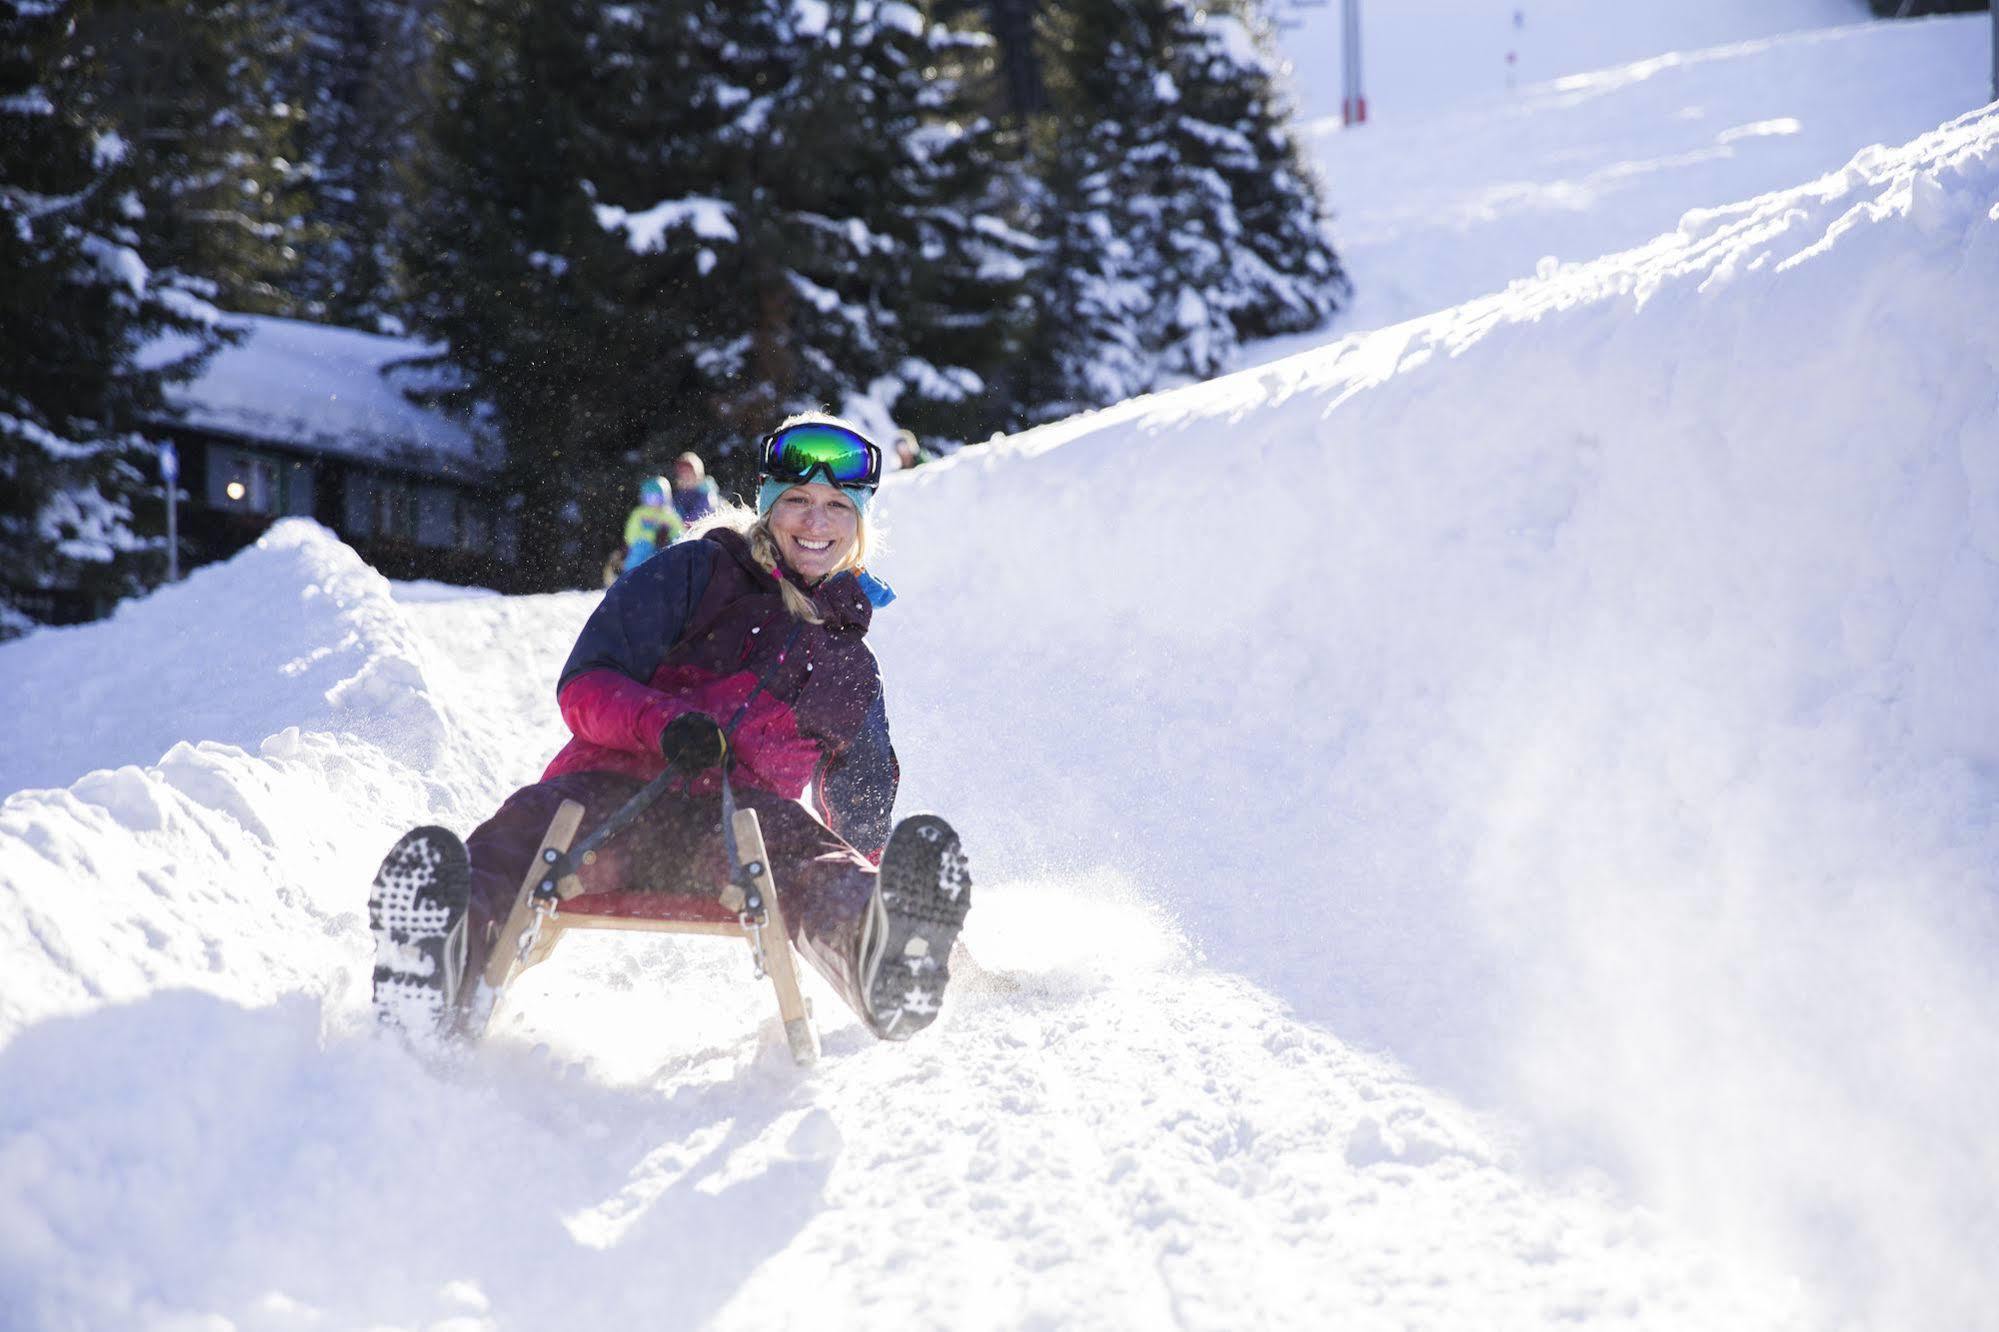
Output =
[
  {"x1": 936, "y1": 0, "x2": 1047, "y2": 122},
  {"x1": 1027, "y1": 0, "x2": 1184, "y2": 408},
  {"x1": 284, "y1": 0, "x2": 436, "y2": 328},
  {"x1": 71, "y1": 0, "x2": 306, "y2": 315},
  {"x1": 408, "y1": 0, "x2": 621, "y2": 586},
  {"x1": 1026, "y1": 0, "x2": 1344, "y2": 412},
  {"x1": 411, "y1": 0, "x2": 1033, "y2": 588},
  {"x1": 1170, "y1": 2, "x2": 1345, "y2": 347},
  {"x1": 694, "y1": 1, "x2": 1034, "y2": 450},
  {"x1": 1, "y1": 0, "x2": 213, "y2": 637}
]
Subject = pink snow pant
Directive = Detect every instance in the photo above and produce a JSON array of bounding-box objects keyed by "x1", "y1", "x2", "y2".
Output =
[{"x1": 462, "y1": 771, "x2": 878, "y2": 1019}]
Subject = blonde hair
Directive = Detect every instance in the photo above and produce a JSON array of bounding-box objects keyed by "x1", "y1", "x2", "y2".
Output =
[{"x1": 691, "y1": 496, "x2": 877, "y2": 625}]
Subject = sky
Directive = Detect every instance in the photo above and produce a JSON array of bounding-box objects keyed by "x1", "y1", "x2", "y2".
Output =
[{"x1": 2, "y1": 7, "x2": 1996, "y2": 1331}]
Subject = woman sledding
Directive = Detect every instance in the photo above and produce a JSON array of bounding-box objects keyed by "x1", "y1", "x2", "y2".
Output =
[{"x1": 367, "y1": 414, "x2": 972, "y2": 1045}]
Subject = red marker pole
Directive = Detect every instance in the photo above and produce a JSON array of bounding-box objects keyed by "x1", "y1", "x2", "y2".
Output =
[
  {"x1": 1354, "y1": 0, "x2": 1366, "y2": 122},
  {"x1": 1341, "y1": 0, "x2": 1367, "y2": 125},
  {"x1": 1340, "y1": 0, "x2": 1352, "y2": 124}
]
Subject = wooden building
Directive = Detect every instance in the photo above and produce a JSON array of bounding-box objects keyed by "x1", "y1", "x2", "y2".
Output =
[{"x1": 153, "y1": 315, "x2": 521, "y2": 590}]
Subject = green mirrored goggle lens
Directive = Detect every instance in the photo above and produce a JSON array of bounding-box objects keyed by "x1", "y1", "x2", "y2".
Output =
[{"x1": 761, "y1": 424, "x2": 881, "y2": 488}]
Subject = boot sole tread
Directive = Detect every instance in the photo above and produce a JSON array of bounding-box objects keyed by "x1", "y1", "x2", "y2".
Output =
[
  {"x1": 867, "y1": 815, "x2": 971, "y2": 1040},
  {"x1": 367, "y1": 826, "x2": 470, "y2": 1035}
]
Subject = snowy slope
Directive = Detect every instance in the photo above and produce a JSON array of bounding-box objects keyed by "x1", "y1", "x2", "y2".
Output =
[
  {"x1": 0, "y1": 529, "x2": 1805, "y2": 1331},
  {"x1": 5, "y1": 19, "x2": 1999, "y2": 1332},
  {"x1": 874, "y1": 105, "x2": 1999, "y2": 1328},
  {"x1": 1290, "y1": 14, "x2": 1994, "y2": 333},
  {"x1": 1272, "y1": 0, "x2": 1871, "y2": 125}
]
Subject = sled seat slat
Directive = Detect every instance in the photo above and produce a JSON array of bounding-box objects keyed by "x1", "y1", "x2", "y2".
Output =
[
  {"x1": 558, "y1": 891, "x2": 737, "y2": 924},
  {"x1": 547, "y1": 913, "x2": 746, "y2": 938},
  {"x1": 486, "y1": 797, "x2": 821, "y2": 1066}
]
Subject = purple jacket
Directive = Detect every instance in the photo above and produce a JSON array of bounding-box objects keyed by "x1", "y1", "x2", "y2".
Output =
[{"x1": 544, "y1": 526, "x2": 897, "y2": 860}]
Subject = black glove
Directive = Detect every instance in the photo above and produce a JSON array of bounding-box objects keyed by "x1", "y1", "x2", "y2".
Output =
[{"x1": 659, "y1": 712, "x2": 728, "y2": 771}]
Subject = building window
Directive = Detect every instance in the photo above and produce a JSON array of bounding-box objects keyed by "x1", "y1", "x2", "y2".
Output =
[
  {"x1": 208, "y1": 447, "x2": 283, "y2": 515},
  {"x1": 415, "y1": 485, "x2": 456, "y2": 548},
  {"x1": 283, "y1": 461, "x2": 314, "y2": 517},
  {"x1": 456, "y1": 496, "x2": 492, "y2": 554},
  {"x1": 375, "y1": 480, "x2": 415, "y2": 540},
  {"x1": 343, "y1": 474, "x2": 374, "y2": 538}
]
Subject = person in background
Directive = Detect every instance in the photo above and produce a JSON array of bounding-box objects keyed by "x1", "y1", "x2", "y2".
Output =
[
  {"x1": 621, "y1": 475, "x2": 684, "y2": 575},
  {"x1": 892, "y1": 429, "x2": 934, "y2": 471},
  {"x1": 671, "y1": 451, "x2": 720, "y2": 528}
]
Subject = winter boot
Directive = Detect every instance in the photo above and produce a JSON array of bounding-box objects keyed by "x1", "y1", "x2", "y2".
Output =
[
  {"x1": 368, "y1": 826, "x2": 471, "y2": 1040},
  {"x1": 859, "y1": 814, "x2": 971, "y2": 1040}
]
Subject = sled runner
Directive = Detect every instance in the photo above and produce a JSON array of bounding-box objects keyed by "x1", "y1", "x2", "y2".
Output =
[{"x1": 483, "y1": 797, "x2": 821, "y2": 1066}]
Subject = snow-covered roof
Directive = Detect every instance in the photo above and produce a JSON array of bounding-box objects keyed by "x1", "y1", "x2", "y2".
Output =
[{"x1": 150, "y1": 314, "x2": 501, "y2": 481}]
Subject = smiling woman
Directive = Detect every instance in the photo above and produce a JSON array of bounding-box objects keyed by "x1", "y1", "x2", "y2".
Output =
[
  {"x1": 365, "y1": 411, "x2": 970, "y2": 1050},
  {"x1": 737, "y1": 415, "x2": 889, "y2": 622},
  {"x1": 767, "y1": 484, "x2": 860, "y2": 582}
]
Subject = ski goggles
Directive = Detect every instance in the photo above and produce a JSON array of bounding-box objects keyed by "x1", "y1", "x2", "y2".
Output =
[{"x1": 758, "y1": 422, "x2": 882, "y2": 491}]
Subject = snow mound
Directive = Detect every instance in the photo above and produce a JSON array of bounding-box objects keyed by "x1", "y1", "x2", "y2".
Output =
[
  {"x1": 873, "y1": 106, "x2": 1999, "y2": 1328},
  {"x1": 0, "y1": 725, "x2": 418, "y2": 1040},
  {"x1": 0, "y1": 521, "x2": 571, "y2": 1043},
  {"x1": 0, "y1": 519, "x2": 450, "y2": 796}
]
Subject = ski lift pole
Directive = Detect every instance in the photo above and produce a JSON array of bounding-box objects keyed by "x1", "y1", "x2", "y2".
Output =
[{"x1": 160, "y1": 441, "x2": 179, "y2": 582}]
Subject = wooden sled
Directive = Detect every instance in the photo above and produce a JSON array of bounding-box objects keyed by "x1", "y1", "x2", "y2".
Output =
[{"x1": 480, "y1": 798, "x2": 820, "y2": 1065}]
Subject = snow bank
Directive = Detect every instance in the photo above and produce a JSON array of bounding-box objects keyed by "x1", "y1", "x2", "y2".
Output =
[
  {"x1": 872, "y1": 106, "x2": 1999, "y2": 1328},
  {"x1": 0, "y1": 522, "x2": 587, "y2": 1043},
  {"x1": 0, "y1": 520, "x2": 445, "y2": 795}
]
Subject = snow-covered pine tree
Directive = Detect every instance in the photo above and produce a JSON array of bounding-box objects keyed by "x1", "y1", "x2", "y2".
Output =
[
  {"x1": 875, "y1": 7, "x2": 1039, "y2": 443},
  {"x1": 71, "y1": 0, "x2": 306, "y2": 315},
  {"x1": 412, "y1": 0, "x2": 1036, "y2": 586},
  {"x1": 694, "y1": 0, "x2": 1034, "y2": 451},
  {"x1": 1027, "y1": 0, "x2": 1344, "y2": 411},
  {"x1": 407, "y1": 0, "x2": 638, "y2": 586},
  {"x1": 1169, "y1": 2, "x2": 1345, "y2": 347},
  {"x1": 283, "y1": 0, "x2": 437, "y2": 329},
  {"x1": 1, "y1": 0, "x2": 213, "y2": 637},
  {"x1": 931, "y1": 0, "x2": 1048, "y2": 123},
  {"x1": 1027, "y1": 0, "x2": 1183, "y2": 409}
]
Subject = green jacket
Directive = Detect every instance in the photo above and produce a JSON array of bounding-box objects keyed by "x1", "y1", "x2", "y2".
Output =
[{"x1": 624, "y1": 503, "x2": 683, "y2": 549}]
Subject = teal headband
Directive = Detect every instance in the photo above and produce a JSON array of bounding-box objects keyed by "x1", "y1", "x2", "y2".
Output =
[{"x1": 756, "y1": 478, "x2": 873, "y2": 519}]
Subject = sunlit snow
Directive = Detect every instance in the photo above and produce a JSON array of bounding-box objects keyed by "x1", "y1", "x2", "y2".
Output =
[{"x1": 3, "y1": 8, "x2": 1996, "y2": 1331}]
